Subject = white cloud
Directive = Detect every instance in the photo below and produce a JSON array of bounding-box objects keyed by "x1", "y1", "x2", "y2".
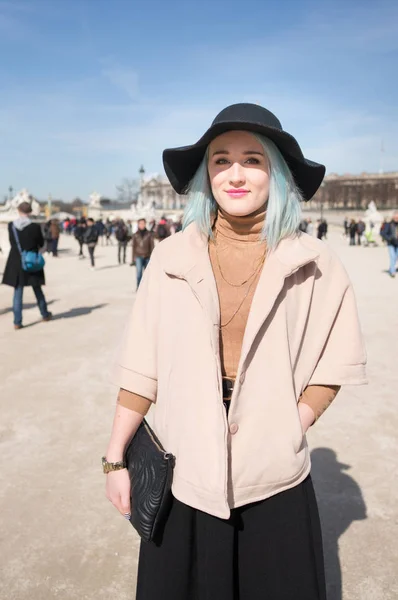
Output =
[{"x1": 100, "y1": 60, "x2": 139, "y2": 100}]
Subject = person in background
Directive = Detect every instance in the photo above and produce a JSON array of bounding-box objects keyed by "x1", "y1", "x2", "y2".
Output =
[
  {"x1": 105, "y1": 219, "x2": 114, "y2": 245},
  {"x1": 380, "y1": 219, "x2": 387, "y2": 239},
  {"x1": 357, "y1": 220, "x2": 365, "y2": 246},
  {"x1": 148, "y1": 219, "x2": 157, "y2": 235},
  {"x1": 74, "y1": 218, "x2": 87, "y2": 258},
  {"x1": 96, "y1": 219, "x2": 106, "y2": 246},
  {"x1": 43, "y1": 220, "x2": 53, "y2": 253},
  {"x1": 381, "y1": 211, "x2": 398, "y2": 277},
  {"x1": 298, "y1": 219, "x2": 308, "y2": 233},
  {"x1": 175, "y1": 217, "x2": 183, "y2": 233},
  {"x1": 49, "y1": 219, "x2": 60, "y2": 257},
  {"x1": 115, "y1": 219, "x2": 130, "y2": 265},
  {"x1": 84, "y1": 218, "x2": 99, "y2": 269},
  {"x1": 343, "y1": 217, "x2": 349, "y2": 237},
  {"x1": 349, "y1": 219, "x2": 357, "y2": 246},
  {"x1": 306, "y1": 218, "x2": 314, "y2": 236},
  {"x1": 2, "y1": 201, "x2": 52, "y2": 329},
  {"x1": 317, "y1": 219, "x2": 327, "y2": 240},
  {"x1": 156, "y1": 216, "x2": 170, "y2": 241},
  {"x1": 132, "y1": 218, "x2": 154, "y2": 288}
]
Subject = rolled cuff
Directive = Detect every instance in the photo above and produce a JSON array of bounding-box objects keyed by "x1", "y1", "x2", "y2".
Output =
[
  {"x1": 112, "y1": 364, "x2": 158, "y2": 402},
  {"x1": 308, "y1": 363, "x2": 368, "y2": 387},
  {"x1": 118, "y1": 389, "x2": 152, "y2": 415}
]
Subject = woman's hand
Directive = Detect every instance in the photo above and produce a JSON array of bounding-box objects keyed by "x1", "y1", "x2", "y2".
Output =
[
  {"x1": 105, "y1": 468, "x2": 131, "y2": 519},
  {"x1": 298, "y1": 402, "x2": 316, "y2": 433},
  {"x1": 104, "y1": 401, "x2": 144, "y2": 519}
]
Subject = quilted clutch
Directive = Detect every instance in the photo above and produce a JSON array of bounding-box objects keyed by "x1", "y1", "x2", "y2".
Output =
[{"x1": 124, "y1": 419, "x2": 175, "y2": 543}]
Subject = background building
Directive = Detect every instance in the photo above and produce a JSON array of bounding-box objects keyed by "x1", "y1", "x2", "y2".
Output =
[
  {"x1": 313, "y1": 172, "x2": 398, "y2": 210},
  {"x1": 140, "y1": 174, "x2": 187, "y2": 211}
]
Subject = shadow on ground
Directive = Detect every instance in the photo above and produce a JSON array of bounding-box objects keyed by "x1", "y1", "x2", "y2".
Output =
[
  {"x1": 57, "y1": 248, "x2": 73, "y2": 255},
  {"x1": 311, "y1": 448, "x2": 367, "y2": 600},
  {"x1": 19, "y1": 304, "x2": 107, "y2": 328},
  {"x1": 50, "y1": 304, "x2": 107, "y2": 320},
  {"x1": 0, "y1": 299, "x2": 58, "y2": 317},
  {"x1": 96, "y1": 265, "x2": 124, "y2": 271}
]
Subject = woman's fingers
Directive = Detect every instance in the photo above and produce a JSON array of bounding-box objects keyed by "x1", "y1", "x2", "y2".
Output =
[
  {"x1": 120, "y1": 493, "x2": 131, "y2": 519},
  {"x1": 105, "y1": 470, "x2": 131, "y2": 518}
]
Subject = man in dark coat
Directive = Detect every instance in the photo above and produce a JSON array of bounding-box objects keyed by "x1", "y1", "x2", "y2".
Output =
[{"x1": 2, "y1": 201, "x2": 52, "y2": 329}]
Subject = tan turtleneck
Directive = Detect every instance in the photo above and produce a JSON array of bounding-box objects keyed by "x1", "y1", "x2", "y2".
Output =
[{"x1": 118, "y1": 209, "x2": 340, "y2": 420}]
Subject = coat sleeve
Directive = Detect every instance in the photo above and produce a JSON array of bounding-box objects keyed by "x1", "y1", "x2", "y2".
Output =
[
  {"x1": 111, "y1": 247, "x2": 161, "y2": 402},
  {"x1": 307, "y1": 283, "x2": 367, "y2": 386}
]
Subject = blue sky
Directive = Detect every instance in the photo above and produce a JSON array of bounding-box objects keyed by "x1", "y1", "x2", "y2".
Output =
[{"x1": 0, "y1": 0, "x2": 397, "y2": 201}]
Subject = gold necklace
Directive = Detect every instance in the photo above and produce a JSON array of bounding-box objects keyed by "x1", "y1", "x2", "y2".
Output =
[
  {"x1": 219, "y1": 273, "x2": 261, "y2": 329},
  {"x1": 214, "y1": 231, "x2": 265, "y2": 288}
]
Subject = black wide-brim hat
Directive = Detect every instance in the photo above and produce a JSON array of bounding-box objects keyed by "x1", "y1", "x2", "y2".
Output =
[{"x1": 163, "y1": 103, "x2": 325, "y2": 201}]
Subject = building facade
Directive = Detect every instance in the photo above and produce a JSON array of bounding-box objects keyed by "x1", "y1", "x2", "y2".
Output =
[
  {"x1": 140, "y1": 174, "x2": 187, "y2": 211},
  {"x1": 313, "y1": 172, "x2": 398, "y2": 210}
]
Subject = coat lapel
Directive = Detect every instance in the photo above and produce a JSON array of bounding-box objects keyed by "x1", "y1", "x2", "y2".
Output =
[
  {"x1": 239, "y1": 236, "x2": 320, "y2": 368},
  {"x1": 162, "y1": 224, "x2": 220, "y2": 341}
]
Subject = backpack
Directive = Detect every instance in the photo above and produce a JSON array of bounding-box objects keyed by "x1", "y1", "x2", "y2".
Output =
[
  {"x1": 156, "y1": 223, "x2": 168, "y2": 239},
  {"x1": 12, "y1": 224, "x2": 45, "y2": 273},
  {"x1": 116, "y1": 225, "x2": 128, "y2": 242}
]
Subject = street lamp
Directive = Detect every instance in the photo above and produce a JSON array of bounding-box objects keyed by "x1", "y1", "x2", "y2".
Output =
[{"x1": 8, "y1": 186, "x2": 13, "y2": 200}]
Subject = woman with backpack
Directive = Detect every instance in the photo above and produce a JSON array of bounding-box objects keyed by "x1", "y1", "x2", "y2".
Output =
[
  {"x1": 104, "y1": 103, "x2": 367, "y2": 599},
  {"x1": 2, "y1": 201, "x2": 52, "y2": 329}
]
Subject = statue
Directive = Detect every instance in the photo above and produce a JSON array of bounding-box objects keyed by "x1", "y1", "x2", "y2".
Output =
[
  {"x1": 363, "y1": 200, "x2": 382, "y2": 246},
  {"x1": 131, "y1": 181, "x2": 156, "y2": 222},
  {"x1": 89, "y1": 191, "x2": 102, "y2": 207}
]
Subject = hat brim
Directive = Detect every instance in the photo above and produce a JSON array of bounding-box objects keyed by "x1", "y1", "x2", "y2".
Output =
[{"x1": 163, "y1": 121, "x2": 325, "y2": 201}]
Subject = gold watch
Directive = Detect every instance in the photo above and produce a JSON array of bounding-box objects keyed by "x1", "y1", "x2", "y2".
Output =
[{"x1": 102, "y1": 456, "x2": 126, "y2": 474}]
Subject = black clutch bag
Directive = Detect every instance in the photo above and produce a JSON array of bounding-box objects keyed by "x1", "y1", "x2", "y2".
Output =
[{"x1": 124, "y1": 419, "x2": 175, "y2": 543}]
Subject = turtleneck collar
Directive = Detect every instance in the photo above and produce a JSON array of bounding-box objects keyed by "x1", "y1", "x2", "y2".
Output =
[{"x1": 214, "y1": 205, "x2": 266, "y2": 243}]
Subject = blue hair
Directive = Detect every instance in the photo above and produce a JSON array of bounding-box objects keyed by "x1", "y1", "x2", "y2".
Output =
[{"x1": 182, "y1": 134, "x2": 303, "y2": 251}]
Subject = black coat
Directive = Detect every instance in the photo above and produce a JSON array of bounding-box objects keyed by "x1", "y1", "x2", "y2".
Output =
[
  {"x1": 2, "y1": 222, "x2": 46, "y2": 288},
  {"x1": 381, "y1": 221, "x2": 398, "y2": 246}
]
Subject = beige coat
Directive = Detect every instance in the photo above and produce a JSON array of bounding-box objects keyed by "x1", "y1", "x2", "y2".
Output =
[{"x1": 112, "y1": 224, "x2": 367, "y2": 519}]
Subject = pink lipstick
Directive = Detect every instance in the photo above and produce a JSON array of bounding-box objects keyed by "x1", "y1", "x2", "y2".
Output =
[{"x1": 226, "y1": 189, "x2": 249, "y2": 198}]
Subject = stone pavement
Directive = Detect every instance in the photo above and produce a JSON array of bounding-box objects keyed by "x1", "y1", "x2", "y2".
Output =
[{"x1": 0, "y1": 228, "x2": 396, "y2": 600}]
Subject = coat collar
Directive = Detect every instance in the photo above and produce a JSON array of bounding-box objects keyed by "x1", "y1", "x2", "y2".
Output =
[{"x1": 162, "y1": 223, "x2": 319, "y2": 282}]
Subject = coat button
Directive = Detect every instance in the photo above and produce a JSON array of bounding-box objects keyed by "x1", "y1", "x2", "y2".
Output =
[
  {"x1": 229, "y1": 423, "x2": 239, "y2": 435},
  {"x1": 239, "y1": 372, "x2": 245, "y2": 385}
]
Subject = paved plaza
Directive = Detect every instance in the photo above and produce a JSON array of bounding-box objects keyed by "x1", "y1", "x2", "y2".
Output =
[{"x1": 0, "y1": 227, "x2": 397, "y2": 600}]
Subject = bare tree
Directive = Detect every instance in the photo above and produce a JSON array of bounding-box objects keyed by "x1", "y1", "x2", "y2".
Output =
[{"x1": 116, "y1": 178, "x2": 139, "y2": 204}]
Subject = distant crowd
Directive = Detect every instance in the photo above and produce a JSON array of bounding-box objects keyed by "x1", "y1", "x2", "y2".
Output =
[
  {"x1": 298, "y1": 218, "x2": 328, "y2": 240},
  {"x1": 41, "y1": 215, "x2": 183, "y2": 287}
]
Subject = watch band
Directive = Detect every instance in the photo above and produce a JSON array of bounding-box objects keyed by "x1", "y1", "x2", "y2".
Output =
[{"x1": 102, "y1": 456, "x2": 127, "y2": 474}]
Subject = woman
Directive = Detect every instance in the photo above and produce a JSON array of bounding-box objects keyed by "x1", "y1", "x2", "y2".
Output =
[
  {"x1": 2, "y1": 201, "x2": 52, "y2": 329},
  {"x1": 104, "y1": 103, "x2": 367, "y2": 599}
]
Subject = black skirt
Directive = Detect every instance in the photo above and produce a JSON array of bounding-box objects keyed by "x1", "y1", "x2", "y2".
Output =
[{"x1": 136, "y1": 475, "x2": 326, "y2": 600}]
